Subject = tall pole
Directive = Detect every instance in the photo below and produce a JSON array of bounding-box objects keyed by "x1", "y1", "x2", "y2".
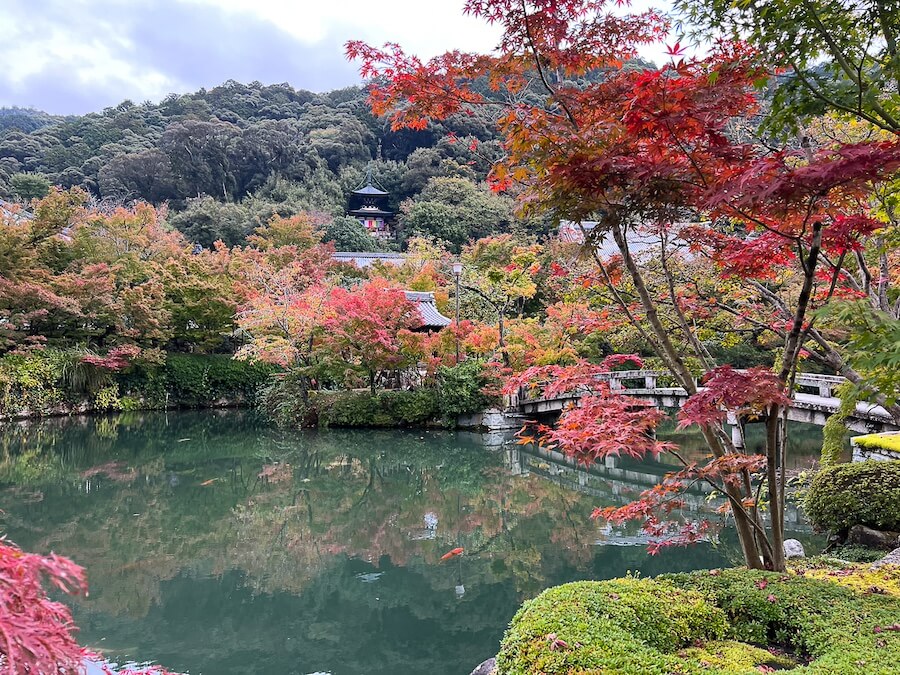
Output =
[
  {"x1": 455, "y1": 274, "x2": 461, "y2": 364},
  {"x1": 453, "y1": 261, "x2": 463, "y2": 364}
]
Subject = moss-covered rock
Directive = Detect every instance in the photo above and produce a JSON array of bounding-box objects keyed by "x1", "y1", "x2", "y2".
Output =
[
  {"x1": 804, "y1": 460, "x2": 900, "y2": 534},
  {"x1": 497, "y1": 564, "x2": 900, "y2": 674},
  {"x1": 854, "y1": 433, "x2": 900, "y2": 453}
]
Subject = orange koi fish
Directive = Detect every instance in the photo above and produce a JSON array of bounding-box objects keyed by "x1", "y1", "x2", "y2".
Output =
[
  {"x1": 440, "y1": 547, "x2": 464, "y2": 562},
  {"x1": 199, "y1": 479, "x2": 217, "y2": 486}
]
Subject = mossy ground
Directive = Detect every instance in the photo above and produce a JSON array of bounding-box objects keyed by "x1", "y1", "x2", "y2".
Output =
[{"x1": 497, "y1": 561, "x2": 900, "y2": 674}]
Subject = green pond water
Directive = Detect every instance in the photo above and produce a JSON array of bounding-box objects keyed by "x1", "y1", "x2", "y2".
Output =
[{"x1": 0, "y1": 411, "x2": 826, "y2": 675}]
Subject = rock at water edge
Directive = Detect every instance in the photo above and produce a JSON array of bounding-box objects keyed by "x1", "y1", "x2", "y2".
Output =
[
  {"x1": 470, "y1": 657, "x2": 496, "y2": 675},
  {"x1": 783, "y1": 539, "x2": 805, "y2": 559},
  {"x1": 872, "y1": 547, "x2": 900, "y2": 569}
]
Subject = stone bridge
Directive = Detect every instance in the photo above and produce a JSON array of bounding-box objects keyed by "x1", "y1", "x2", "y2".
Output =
[{"x1": 516, "y1": 370, "x2": 899, "y2": 438}]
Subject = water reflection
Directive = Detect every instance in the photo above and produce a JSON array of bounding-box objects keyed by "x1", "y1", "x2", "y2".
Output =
[{"x1": 0, "y1": 412, "x2": 824, "y2": 675}]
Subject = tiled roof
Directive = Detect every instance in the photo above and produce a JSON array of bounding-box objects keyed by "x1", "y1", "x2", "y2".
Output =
[
  {"x1": 332, "y1": 252, "x2": 406, "y2": 268},
  {"x1": 404, "y1": 291, "x2": 452, "y2": 329},
  {"x1": 351, "y1": 183, "x2": 389, "y2": 196}
]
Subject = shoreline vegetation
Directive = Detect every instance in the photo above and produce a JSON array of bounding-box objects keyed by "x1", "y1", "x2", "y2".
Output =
[{"x1": 0, "y1": 348, "x2": 498, "y2": 428}]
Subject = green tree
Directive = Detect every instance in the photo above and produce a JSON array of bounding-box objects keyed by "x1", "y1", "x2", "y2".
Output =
[
  {"x1": 9, "y1": 172, "x2": 50, "y2": 201},
  {"x1": 677, "y1": 0, "x2": 900, "y2": 134},
  {"x1": 321, "y1": 215, "x2": 383, "y2": 252},
  {"x1": 400, "y1": 176, "x2": 515, "y2": 251}
]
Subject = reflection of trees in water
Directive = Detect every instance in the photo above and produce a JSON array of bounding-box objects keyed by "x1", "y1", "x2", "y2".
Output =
[
  {"x1": 1, "y1": 411, "x2": 799, "y2": 674},
  {"x1": 0, "y1": 411, "x2": 822, "y2": 673},
  {"x1": 2, "y1": 413, "x2": 608, "y2": 604}
]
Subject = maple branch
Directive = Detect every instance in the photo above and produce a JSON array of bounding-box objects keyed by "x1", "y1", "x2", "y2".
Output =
[
  {"x1": 658, "y1": 232, "x2": 716, "y2": 370},
  {"x1": 714, "y1": 300, "x2": 786, "y2": 337},
  {"x1": 786, "y1": 56, "x2": 894, "y2": 132},
  {"x1": 780, "y1": 220, "x2": 822, "y2": 384},
  {"x1": 822, "y1": 249, "x2": 847, "y2": 304},
  {"x1": 611, "y1": 219, "x2": 698, "y2": 394},
  {"x1": 519, "y1": 0, "x2": 579, "y2": 130},
  {"x1": 875, "y1": 0, "x2": 900, "y2": 94},
  {"x1": 805, "y1": 327, "x2": 900, "y2": 422},
  {"x1": 585, "y1": 235, "x2": 665, "y2": 355}
]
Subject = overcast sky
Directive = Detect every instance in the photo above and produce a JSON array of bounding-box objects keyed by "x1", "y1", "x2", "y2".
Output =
[{"x1": 1, "y1": 0, "x2": 669, "y2": 115}]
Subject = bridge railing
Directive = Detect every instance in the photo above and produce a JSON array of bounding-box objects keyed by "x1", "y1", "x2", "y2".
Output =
[
  {"x1": 518, "y1": 369, "x2": 847, "y2": 403},
  {"x1": 794, "y1": 373, "x2": 844, "y2": 399}
]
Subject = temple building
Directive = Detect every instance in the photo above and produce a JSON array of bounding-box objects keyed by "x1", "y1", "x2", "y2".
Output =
[
  {"x1": 348, "y1": 167, "x2": 394, "y2": 239},
  {"x1": 404, "y1": 291, "x2": 451, "y2": 332}
]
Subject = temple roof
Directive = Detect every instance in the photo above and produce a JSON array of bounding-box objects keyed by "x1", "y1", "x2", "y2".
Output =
[
  {"x1": 349, "y1": 205, "x2": 394, "y2": 218},
  {"x1": 351, "y1": 166, "x2": 389, "y2": 196},
  {"x1": 405, "y1": 291, "x2": 452, "y2": 329},
  {"x1": 352, "y1": 183, "x2": 390, "y2": 196},
  {"x1": 332, "y1": 252, "x2": 406, "y2": 268}
]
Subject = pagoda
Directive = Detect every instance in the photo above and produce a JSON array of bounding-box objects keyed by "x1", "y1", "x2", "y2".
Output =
[{"x1": 348, "y1": 166, "x2": 394, "y2": 239}]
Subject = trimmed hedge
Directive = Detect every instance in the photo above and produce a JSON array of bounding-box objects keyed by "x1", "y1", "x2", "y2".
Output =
[
  {"x1": 498, "y1": 563, "x2": 900, "y2": 674},
  {"x1": 155, "y1": 354, "x2": 275, "y2": 407},
  {"x1": 313, "y1": 389, "x2": 440, "y2": 427},
  {"x1": 804, "y1": 460, "x2": 900, "y2": 533}
]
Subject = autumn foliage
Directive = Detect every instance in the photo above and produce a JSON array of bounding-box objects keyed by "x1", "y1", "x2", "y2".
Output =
[
  {"x1": 0, "y1": 538, "x2": 85, "y2": 674},
  {"x1": 349, "y1": 0, "x2": 900, "y2": 570}
]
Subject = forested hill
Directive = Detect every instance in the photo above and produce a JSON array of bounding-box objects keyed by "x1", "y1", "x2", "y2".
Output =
[{"x1": 0, "y1": 80, "x2": 525, "y2": 250}]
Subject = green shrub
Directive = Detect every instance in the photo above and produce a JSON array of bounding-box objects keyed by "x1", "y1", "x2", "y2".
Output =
[
  {"x1": 804, "y1": 460, "x2": 900, "y2": 533},
  {"x1": 1, "y1": 350, "x2": 276, "y2": 417},
  {"x1": 499, "y1": 565, "x2": 900, "y2": 674},
  {"x1": 257, "y1": 371, "x2": 314, "y2": 428},
  {"x1": 828, "y1": 545, "x2": 885, "y2": 563},
  {"x1": 118, "y1": 354, "x2": 275, "y2": 408},
  {"x1": 159, "y1": 354, "x2": 274, "y2": 406},
  {"x1": 436, "y1": 360, "x2": 498, "y2": 421},
  {"x1": 0, "y1": 349, "x2": 70, "y2": 416},
  {"x1": 314, "y1": 389, "x2": 439, "y2": 427}
]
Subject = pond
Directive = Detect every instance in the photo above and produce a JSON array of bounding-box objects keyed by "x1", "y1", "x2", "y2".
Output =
[{"x1": 0, "y1": 411, "x2": 825, "y2": 675}]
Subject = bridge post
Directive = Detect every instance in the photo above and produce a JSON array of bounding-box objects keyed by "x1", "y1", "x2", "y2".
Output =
[
  {"x1": 609, "y1": 376, "x2": 623, "y2": 391},
  {"x1": 727, "y1": 412, "x2": 745, "y2": 450},
  {"x1": 731, "y1": 424, "x2": 744, "y2": 450},
  {"x1": 818, "y1": 383, "x2": 832, "y2": 398},
  {"x1": 506, "y1": 447, "x2": 527, "y2": 476},
  {"x1": 644, "y1": 374, "x2": 657, "y2": 389}
]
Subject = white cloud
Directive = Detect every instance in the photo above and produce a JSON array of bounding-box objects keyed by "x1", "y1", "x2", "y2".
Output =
[
  {"x1": 0, "y1": 0, "x2": 679, "y2": 113},
  {"x1": 187, "y1": 0, "x2": 503, "y2": 54}
]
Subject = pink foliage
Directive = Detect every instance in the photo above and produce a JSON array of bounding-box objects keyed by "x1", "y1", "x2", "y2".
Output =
[
  {"x1": 80, "y1": 344, "x2": 142, "y2": 371},
  {"x1": 0, "y1": 538, "x2": 86, "y2": 675},
  {"x1": 593, "y1": 454, "x2": 767, "y2": 552},
  {"x1": 526, "y1": 393, "x2": 675, "y2": 465},
  {"x1": 678, "y1": 366, "x2": 791, "y2": 428}
]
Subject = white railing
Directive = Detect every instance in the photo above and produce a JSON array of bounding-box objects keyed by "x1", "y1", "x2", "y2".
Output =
[{"x1": 520, "y1": 369, "x2": 847, "y2": 402}]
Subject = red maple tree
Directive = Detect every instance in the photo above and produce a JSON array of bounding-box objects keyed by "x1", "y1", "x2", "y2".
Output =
[{"x1": 349, "y1": 0, "x2": 900, "y2": 570}]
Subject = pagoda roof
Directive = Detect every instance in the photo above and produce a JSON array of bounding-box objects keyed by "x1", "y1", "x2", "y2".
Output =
[
  {"x1": 351, "y1": 165, "x2": 390, "y2": 196},
  {"x1": 350, "y1": 206, "x2": 394, "y2": 218},
  {"x1": 352, "y1": 183, "x2": 390, "y2": 196}
]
